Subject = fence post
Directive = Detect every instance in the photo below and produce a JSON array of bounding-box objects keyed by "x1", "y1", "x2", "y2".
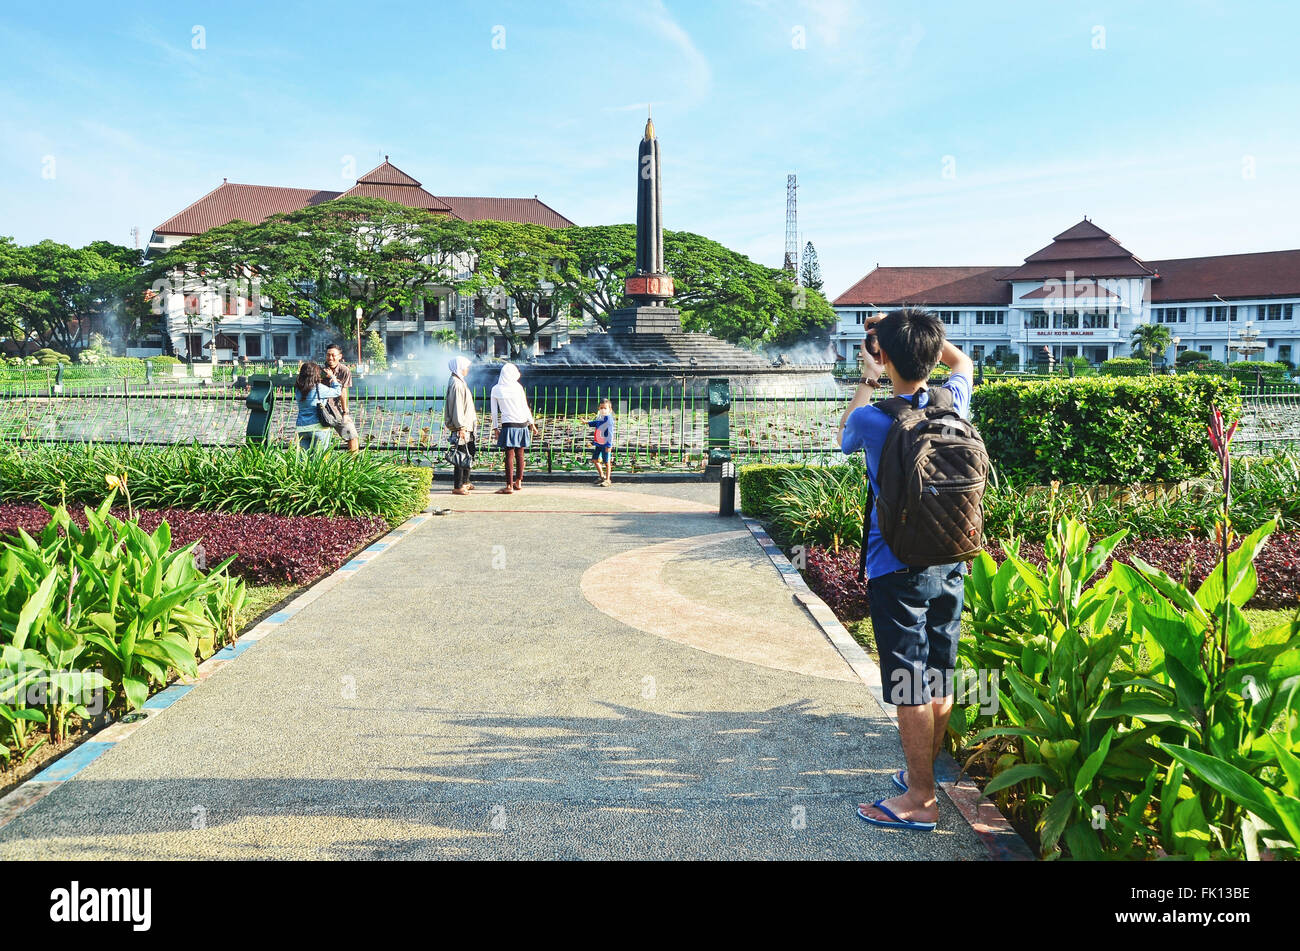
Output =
[
  {"x1": 706, "y1": 378, "x2": 732, "y2": 477},
  {"x1": 124, "y1": 377, "x2": 131, "y2": 443},
  {"x1": 245, "y1": 374, "x2": 276, "y2": 445}
]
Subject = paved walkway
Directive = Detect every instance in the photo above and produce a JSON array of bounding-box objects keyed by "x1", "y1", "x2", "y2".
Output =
[{"x1": 0, "y1": 482, "x2": 987, "y2": 860}]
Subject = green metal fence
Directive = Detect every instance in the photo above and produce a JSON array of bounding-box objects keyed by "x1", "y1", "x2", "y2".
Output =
[{"x1": 2, "y1": 375, "x2": 1296, "y2": 469}]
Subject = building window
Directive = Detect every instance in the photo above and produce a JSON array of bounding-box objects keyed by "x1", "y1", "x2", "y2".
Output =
[
  {"x1": 1052, "y1": 312, "x2": 1080, "y2": 329},
  {"x1": 244, "y1": 336, "x2": 262, "y2": 358},
  {"x1": 1262, "y1": 303, "x2": 1292, "y2": 321},
  {"x1": 933, "y1": 310, "x2": 960, "y2": 326},
  {"x1": 1206, "y1": 305, "x2": 1234, "y2": 322},
  {"x1": 272, "y1": 334, "x2": 289, "y2": 357},
  {"x1": 1153, "y1": 307, "x2": 1187, "y2": 324},
  {"x1": 974, "y1": 310, "x2": 1005, "y2": 325},
  {"x1": 1081, "y1": 312, "x2": 1109, "y2": 329},
  {"x1": 423, "y1": 298, "x2": 439, "y2": 321},
  {"x1": 1280, "y1": 344, "x2": 1292, "y2": 363},
  {"x1": 1029, "y1": 311, "x2": 1049, "y2": 329}
]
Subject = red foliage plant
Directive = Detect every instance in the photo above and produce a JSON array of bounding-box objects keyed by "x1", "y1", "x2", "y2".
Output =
[
  {"x1": 801, "y1": 531, "x2": 1300, "y2": 619},
  {"x1": 0, "y1": 504, "x2": 387, "y2": 587}
]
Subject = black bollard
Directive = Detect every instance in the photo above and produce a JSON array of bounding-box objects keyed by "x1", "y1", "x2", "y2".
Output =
[{"x1": 719, "y1": 461, "x2": 736, "y2": 516}]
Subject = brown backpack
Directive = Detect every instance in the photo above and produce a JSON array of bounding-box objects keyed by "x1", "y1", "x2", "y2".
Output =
[{"x1": 857, "y1": 387, "x2": 989, "y2": 576}]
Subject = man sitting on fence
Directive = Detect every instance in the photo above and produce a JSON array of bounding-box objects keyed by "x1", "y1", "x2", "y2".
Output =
[{"x1": 323, "y1": 344, "x2": 359, "y2": 453}]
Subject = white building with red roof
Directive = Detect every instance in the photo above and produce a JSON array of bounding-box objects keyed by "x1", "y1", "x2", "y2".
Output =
[
  {"x1": 832, "y1": 220, "x2": 1300, "y2": 370},
  {"x1": 148, "y1": 160, "x2": 574, "y2": 362}
]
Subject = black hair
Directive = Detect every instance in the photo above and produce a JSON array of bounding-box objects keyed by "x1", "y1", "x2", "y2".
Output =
[
  {"x1": 326, "y1": 343, "x2": 343, "y2": 355},
  {"x1": 296, "y1": 361, "x2": 322, "y2": 397},
  {"x1": 873, "y1": 307, "x2": 945, "y2": 382}
]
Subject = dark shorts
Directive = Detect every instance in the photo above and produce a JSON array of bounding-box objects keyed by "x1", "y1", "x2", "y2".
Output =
[
  {"x1": 590, "y1": 445, "x2": 611, "y2": 462},
  {"x1": 868, "y1": 562, "x2": 966, "y2": 706}
]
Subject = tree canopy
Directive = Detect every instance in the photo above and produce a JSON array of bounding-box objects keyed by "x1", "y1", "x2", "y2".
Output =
[{"x1": 4, "y1": 199, "x2": 839, "y2": 358}]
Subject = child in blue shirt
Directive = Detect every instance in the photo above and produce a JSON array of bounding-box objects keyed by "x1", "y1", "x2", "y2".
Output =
[{"x1": 587, "y1": 398, "x2": 615, "y2": 486}]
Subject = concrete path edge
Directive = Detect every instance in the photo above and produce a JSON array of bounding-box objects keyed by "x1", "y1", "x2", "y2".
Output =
[{"x1": 740, "y1": 516, "x2": 1036, "y2": 862}]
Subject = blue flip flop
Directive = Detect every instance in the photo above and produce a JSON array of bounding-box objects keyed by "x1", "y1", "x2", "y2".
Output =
[
  {"x1": 856, "y1": 799, "x2": 936, "y2": 832},
  {"x1": 891, "y1": 769, "x2": 908, "y2": 792}
]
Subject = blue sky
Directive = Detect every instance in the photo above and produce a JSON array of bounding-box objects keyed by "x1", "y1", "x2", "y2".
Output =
[{"x1": 2, "y1": 0, "x2": 1298, "y2": 298}]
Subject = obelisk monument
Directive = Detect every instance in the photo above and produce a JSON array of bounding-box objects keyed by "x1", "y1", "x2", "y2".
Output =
[{"x1": 610, "y1": 113, "x2": 682, "y2": 334}]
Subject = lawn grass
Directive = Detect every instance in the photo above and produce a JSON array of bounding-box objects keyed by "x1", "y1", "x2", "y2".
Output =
[{"x1": 237, "y1": 583, "x2": 301, "y2": 629}]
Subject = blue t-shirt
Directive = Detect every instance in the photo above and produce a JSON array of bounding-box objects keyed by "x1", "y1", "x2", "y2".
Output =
[
  {"x1": 841, "y1": 373, "x2": 973, "y2": 578},
  {"x1": 588, "y1": 413, "x2": 614, "y2": 447}
]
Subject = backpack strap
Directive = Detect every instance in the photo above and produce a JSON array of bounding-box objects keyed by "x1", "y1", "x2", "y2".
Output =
[{"x1": 927, "y1": 386, "x2": 956, "y2": 411}]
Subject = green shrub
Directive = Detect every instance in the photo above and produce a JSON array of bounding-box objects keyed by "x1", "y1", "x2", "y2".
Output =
[
  {"x1": 765, "y1": 460, "x2": 866, "y2": 551},
  {"x1": 31, "y1": 348, "x2": 71, "y2": 367},
  {"x1": 1177, "y1": 350, "x2": 1210, "y2": 365},
  {"x1": 0, "y1": 444, "x2": 428, "y2": 527},
  {"x1": 1, "y1": 496, "x2": 245, "y2": 761},
  {"x1": 971, "y1": 375, "x2": 1241, "y2": 484},
  {"x1": 961, "y1": 517, "x2": 1300, "y2": 859},
  {"x1": 1229, "y1": 360, "x2": 1290, "y2": 382},
  {"x1": 1182, "y1": 359, "x2": 1227, "y2": 375},
  {"x1": 1099, "y1": 357, "x2": 1150, "y2": 376},
  {"x1": 737, "y1": 463, "x2": 809, "y2": 519},
  {"x1": 395, "y1": 465, "x2": 432, "y2": 521}
]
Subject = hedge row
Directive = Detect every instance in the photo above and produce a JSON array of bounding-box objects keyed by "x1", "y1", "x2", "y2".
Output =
[
  {"x1": 737, "y1": 463, "x2": 809, "y2": 519},
  {"x1": 970, "y1": 375, "x2": 1241, "y2": 483}
]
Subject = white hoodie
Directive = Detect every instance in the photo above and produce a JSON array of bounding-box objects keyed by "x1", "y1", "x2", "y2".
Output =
[{"x1": 490, "y1": 363, "x2": 535, "y2": 429}]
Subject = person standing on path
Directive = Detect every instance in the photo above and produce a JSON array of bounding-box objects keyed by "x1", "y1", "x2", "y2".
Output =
[
  {"x1": 444, "y1": 355, "x2": 477, "y2": 496},
  {"x1": 294, "y1": 361, "x2": 343, "y2": 454},
  {"x1": 587, "y1": 398, "x2": 615, "y2": 487},
  {"x1": 490, "y1": 362, "x2": 539, "y2": 494},
  {"x1": 323, "y1": 344, "x2": 359, "y2": 453},
  {"x1": 835, "y1": 308, "x2": 976, "y2": 833}
]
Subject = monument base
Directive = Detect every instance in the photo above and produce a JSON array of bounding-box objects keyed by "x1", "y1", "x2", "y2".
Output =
[{"x1": 609, "y1": 305, "x2": 682, "y2": 335}]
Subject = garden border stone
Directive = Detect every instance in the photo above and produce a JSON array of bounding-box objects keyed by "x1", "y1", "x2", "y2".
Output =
[{"x1": 741, "y1": 515, "x2": 1036, "y2": 862}]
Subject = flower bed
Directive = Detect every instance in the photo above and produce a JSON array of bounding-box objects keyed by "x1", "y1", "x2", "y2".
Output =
[
  {"x1": 801, "y1": 529, "x2": 1300, "y2": 616},
  {"x1": 0, "y1": 504, "x2": 387, "y2": 586}
]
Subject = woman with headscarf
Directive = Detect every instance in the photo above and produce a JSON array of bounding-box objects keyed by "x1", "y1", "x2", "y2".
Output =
[
  {"x1": 444, "y1": 355, "x2": 477, "y2": 495},
  {"x1": 490, "y1": 362, "x2": 539, "y2": 494}
]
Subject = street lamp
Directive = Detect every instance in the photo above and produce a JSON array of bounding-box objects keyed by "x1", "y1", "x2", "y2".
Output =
[
  {"x1": 1171, "y1": 335, "x2": 1181, "y2": 375},
  {"x1": 355, "y1": 305, "x2": 364, "y2": 369}
]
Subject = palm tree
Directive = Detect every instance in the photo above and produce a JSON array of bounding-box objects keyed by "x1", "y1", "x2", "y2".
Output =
[{"x1": 1130, "y1": 321, "x2": 1173, "y2": 373}]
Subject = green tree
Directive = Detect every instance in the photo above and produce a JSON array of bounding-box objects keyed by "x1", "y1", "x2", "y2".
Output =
[
  {"x1": 800, "y1": 241, "x2": 824, "y2": 291},
  {"x1": 363, "y1": 330, "x2": 387, "y2": 370},
  {"x1": 259, "y1": 198, "x2": 473, "y2": 343},
  {"x1": 464, "y1": 220, "x2": 578, "y2": 356},
  {"x1": 2, "y1": 239, "x2": 142, "y2": 354},
  {"x1": 1130, "y1": 321, "x2": 1173, "y2": 372},
  {"x1": 561, "y1": 224, "x2": 836, "y2": 345}
]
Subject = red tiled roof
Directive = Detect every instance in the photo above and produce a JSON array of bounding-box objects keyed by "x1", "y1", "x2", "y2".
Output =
[
  {"x1": 1149, "y1": 249, "x2": 1300, "y2": 302},
  {"x1": 1002, "y1": 218, "x2": 1156, "y2": 280},
  {"x1": 154, "y1": 160, "x2": 573, "y2": 236},
  {"x1": 154, "y1": 183, "x2": 341, "y2": 236},
  {"x1": 834, "y1": 220, "x2": 1300, "y2": 307},
  {"x1": 356, "y1": 161, "x2": 422, "y2": 186},
  {"x1": 438, "y1": 196, "x2": 576, "y2": 228},
  {"x1": 337, "y1": 182, "x2": 452, "y2": 212},
  {"x1": 1053, "y1": 220, "x2": 1112, "y2": 241},
  {"x1": 834, "y1": 266, "x2": 1012, "y2": 307}
]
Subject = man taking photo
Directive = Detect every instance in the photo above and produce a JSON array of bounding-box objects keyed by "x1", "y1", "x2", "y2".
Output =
[
  {"x1": 322, "y1": 343, "x2": 359, "y2": 453},
  {"x1": 836, "y1": 308, "x2": 982, "y2": 834}
]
